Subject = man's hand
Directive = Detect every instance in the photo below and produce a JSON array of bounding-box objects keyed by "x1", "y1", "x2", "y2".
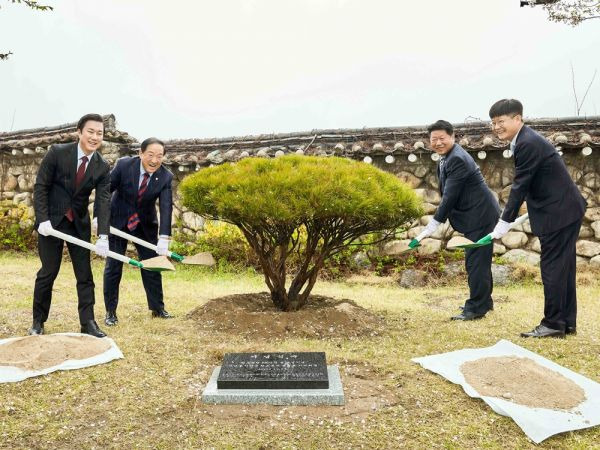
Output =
[
  {"x1": 416, "y1": 218, "x2": 441, "y2": 242},
  {"x1": 91, "y1": 217, "x2": 98, "y2": 236},
  {"x1": 37, "y1": 220, "x2": 53, "y2": 237},
  {"x1": 95, "y1": 235, "x2": 109, "y2": 258},
  {"x1": 156, "y1": 236, "x2": 170, "y2": 256},
  {"x1": 490, "y1": 220, "x2": 511, "y2": 240}
]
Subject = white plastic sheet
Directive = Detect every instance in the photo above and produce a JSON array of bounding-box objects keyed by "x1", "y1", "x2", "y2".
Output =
[
  {"x1": 0, "y1": 332, "x2": 124, "y2": 383},
  {"x1": 412, "y1": 339, "x2": 600, "y2": 443}
]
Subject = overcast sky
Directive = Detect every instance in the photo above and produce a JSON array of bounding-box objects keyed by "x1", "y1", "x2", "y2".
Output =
[{"x1": 1, "y1": 1, "x2": 599, "y2": 140}]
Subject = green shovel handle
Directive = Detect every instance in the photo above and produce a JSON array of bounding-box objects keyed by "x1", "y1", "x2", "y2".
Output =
[
  {"x1": 168, "y1": 251, "x2": 184, "y2": 262},
  {"x1": 408, "y1": 238, "x2": 420, "y2": 249},
  {"x1": 128, "y1": 259, "x2": 144, "y2": 268},
  {"x1": 475, "y1": 234, "x2": 493, "y2": 246}
]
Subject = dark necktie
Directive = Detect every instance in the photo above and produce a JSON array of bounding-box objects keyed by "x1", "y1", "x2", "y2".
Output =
[
  {"x1": 438, "y1": 157, "x2": 446, "y2": 193},
  {"x1": 65, "y1": 155, "x2": 89, "y2": 222},
  {"x1": 127, "y1": 173, "x2": 150, "y2": 231}
]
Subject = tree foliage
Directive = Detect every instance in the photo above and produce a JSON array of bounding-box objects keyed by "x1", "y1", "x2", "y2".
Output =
[
  {"x1": 180, "y1": 155, "x2": 423, "y2": 311},
  {"x1": 542, "y1": 0, "x2": 600, "y2": 25},
  {"x1": 1, "y1": 0, "x2": 53, "y2": 60}
]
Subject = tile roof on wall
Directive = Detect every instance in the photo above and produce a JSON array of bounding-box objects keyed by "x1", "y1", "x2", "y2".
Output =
[{"x1": 2, "y1": 115, "x2": 599, "y2": 167}]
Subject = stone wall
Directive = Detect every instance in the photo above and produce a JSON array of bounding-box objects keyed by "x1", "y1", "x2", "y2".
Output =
[{"x1": 2, "y1": 115, "x2": 600, "y2": 265}]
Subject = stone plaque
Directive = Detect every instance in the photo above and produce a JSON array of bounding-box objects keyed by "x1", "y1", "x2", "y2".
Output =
[{"x1": 217, "y1": 352, "x2": 329, "y2": 389}]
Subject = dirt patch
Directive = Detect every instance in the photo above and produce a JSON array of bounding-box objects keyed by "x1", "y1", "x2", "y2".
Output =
[
  {"x1": 0, "y1": 334, "x2": 111, "y2": 371},
  {"x1": 187, "y1": 292, "x2": 386, "y2": 339},
  {"x1": 461, "y1": 356, "x2": 586, "y2": 410},
  {"x1": 185, "y1": 361, "x2": 399, "y2": 426}
]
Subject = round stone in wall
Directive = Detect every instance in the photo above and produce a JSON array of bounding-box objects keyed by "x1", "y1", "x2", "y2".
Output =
[
  {"x1": 501, "y1": 231, "x2": 528, "y2": 249},
  {"x1": 502, "y1": 249, "x2": 540, "y2": 266},
  {"x1": 576, "y1": 240, "x2": 600, "y2": 258},
  {"x1": 590, "y1": 221, "x2": 600, "y2": 239},
  {"x1": 417, "y1": 238, "x2": 441, "y2": 256}
]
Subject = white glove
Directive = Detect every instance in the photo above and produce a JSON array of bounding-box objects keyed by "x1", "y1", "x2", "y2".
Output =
[
  {"x1": 37, "y1": 220, "x2": 53, "y2": 237},
  {"x1": 156, "y1": 236, "x2": 170, "y2": 256},
  {"x1": 416, "y1": 218, "x2": 441, "y2": 241},
  {"x1": 95, "y1": 235, "x2": 109, "y2": 258},
  {"x1": 491, "y1": 219, "x2": 511, "y2": 239},
  {"x1": 91, "y1": 217, "x2": 98, "y2": 236}
]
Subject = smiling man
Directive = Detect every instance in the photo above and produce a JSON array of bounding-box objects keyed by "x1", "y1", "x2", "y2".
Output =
[
  {"x1": 488, "y1": 99, "x2": 587, "y2": 338},
  {"x1": 30, "y1": 113, "x2": 111, "y2": 338},
  {"x1": 97, "y1": 137, "x2": 174, "y2": 326},
  {"x1": 413, "y1": 120, "x2": 500, "y2": 320}
]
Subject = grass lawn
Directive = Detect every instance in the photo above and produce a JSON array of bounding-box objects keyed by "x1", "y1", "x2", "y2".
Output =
[{"x1": 1, "y1": 252, "x2": 599, "y2": 449}]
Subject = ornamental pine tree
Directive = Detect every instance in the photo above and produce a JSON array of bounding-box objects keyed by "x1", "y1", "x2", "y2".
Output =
[{"x1": 180, "y1": 155, "x2": 422, "y2": 311}]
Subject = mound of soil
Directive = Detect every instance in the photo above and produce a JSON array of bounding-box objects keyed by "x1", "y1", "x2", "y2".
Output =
[
  {"x1": 0, "y1": 334, "x2": 111, "y2": 371},
  {"x1": 187, "y1": 292, "x2": 386, "y2": 340},
  {"x1": 461, "y1": 356, "x2": 586, "y2": 410}
]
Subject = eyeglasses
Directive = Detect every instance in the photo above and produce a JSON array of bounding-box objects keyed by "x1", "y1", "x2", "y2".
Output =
[{"x1": 490, "y1": 115, "x2": 517, "y2": 130}]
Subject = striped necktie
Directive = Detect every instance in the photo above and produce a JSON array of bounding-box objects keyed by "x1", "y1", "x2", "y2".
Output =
[
  {"x1": 127, "y1": 173, "x2": 150, "y2": 231},
  {"x1": 65, "y1": 155, "x2": 89, "y2": 222}
]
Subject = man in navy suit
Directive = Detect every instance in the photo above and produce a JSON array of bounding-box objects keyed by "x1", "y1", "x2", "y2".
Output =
[
  {"x1": 488, "y1": 99, "x2": 586, "y2": 338},
  {"x1": 98, "y1": 137, "x2": 174, "y2": 326},
  {"x1": 31, "y1": 113, "x2": 111, "y2": 338},
  {"x1": 413, "y1": 120, "x2": 500, "y2": 320}
]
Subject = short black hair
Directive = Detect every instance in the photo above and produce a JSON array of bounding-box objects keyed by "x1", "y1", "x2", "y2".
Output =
[
  {"x1": 489, "y1": 99, "x2": 523, "y2": 119},
  {"x1": 427, "y1": 120, "x2": 454, "y2": 136},
  {"x1": 140, "y1": 137, "x2": 166, "y2": 154},
  {"x1": 77, "y1": 113, "x2": 104, "y2": 131}
]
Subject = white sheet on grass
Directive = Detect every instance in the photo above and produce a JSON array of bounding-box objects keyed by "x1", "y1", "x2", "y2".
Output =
[
  {"x1": 412, "y1": 339, "x2": 600, "y2": 444},
  {"x1": 0, "y1": 332, "x2": 124, "y2": 383}
]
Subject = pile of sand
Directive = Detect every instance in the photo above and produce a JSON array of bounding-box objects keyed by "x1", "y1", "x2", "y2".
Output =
[
  {"x1": 187, "y1": 292, "x2": 386, "y2": 339},
  {"x1": 0, "y1": 335, "x2": 111, "y2": 371},
  {"x1": 460, "y1": 356, "x2": 586, "y2": 410}
]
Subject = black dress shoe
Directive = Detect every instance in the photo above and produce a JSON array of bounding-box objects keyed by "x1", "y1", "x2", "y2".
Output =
[
  {"x1": 81, "y1": 320, "x2": 107, "y2": 338},
  {"x1": 566, "y1": 326, "x2": 577, "y2": 335},
  {"x1": 28, "y1": 320, "x2": 44, "y2": 336},
  {"x1": 520, "y1": 325, "x2": 565, "y2": 338},
  {"x1": 104, "y1": 310, "x2": 118, "y2": 326},
  {"x1": 151, "y1": 309, "x2": 173, "y2": 319},
  {"x1": 459, "y1": 305, "x2": 493, "y2": 311},
  {"x1": 451, "y1": 311, "x2": 486, "y2": 321}
]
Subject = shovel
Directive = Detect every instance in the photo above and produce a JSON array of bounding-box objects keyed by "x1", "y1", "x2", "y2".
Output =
[
  {"x1": 46, "y1": 228, "x2": 149, "y2": 270},
  {"x1": 109, "y1": 227, "x2": 215, "y2": 266},
  {"x1": 447, "y1": 213, "x2": 530, "y2": 250}
]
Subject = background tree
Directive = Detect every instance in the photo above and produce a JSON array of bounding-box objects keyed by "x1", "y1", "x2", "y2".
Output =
[
  {"x1": 1, "y1": 0, "x2": 53, "y2": 60},
  {"x1": 181, "y1": 155, "x2": 423, "y2": 311},
  {"x1": 522, "y1": 0, "x2": 600, "y2": 26}
]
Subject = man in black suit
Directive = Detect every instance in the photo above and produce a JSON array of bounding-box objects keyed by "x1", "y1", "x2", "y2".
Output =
[
  {"x1": 488, "y1": 99, "x2": 586, "y2": 338},
  {"x1": 413, "y1": 120, "x2": 501, "y2": 320},
  {"x1": 98, "y1": 137, "x2": 174, "y2": 326},
  {"x1": 30, "y1": 113, "x2": 111, "y2": 338}
]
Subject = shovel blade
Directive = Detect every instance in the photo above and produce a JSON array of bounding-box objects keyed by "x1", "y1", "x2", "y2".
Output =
[
  {"x1": 447, "y1": 235, "x2": 493, "y2": 250},
  {"x1": 182, "y1": 252, "x2": 216, "y2": 266},
  {"x1": 140, "y1": 256, "x2": 176, "y2": 272}
]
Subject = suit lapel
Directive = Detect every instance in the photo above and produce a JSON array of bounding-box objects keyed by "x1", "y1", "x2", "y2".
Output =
[{"x1": 67, "y1": 144, "x2": 78, "y2": 194}]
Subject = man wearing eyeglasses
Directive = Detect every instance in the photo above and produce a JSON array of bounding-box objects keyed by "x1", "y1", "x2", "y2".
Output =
[
  {"x1": 487, "y1": 99, "x2": 586, "y2": 338},
  {"x1": 412, "y1": 120, "x2": 500, "y2": 320},
  {"x1": 94, "y1": 137, "x2": 174, "y2": 326}
]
